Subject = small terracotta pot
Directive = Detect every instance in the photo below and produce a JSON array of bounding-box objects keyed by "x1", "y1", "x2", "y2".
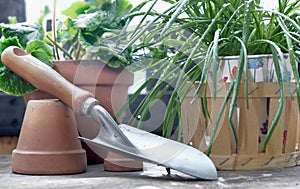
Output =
[
  {"x1": 12, "y1": 99, "x2": 87, "y2": 175},
  {"x1": 104, "y1": 152, "x2": 143, "y2": 172}
]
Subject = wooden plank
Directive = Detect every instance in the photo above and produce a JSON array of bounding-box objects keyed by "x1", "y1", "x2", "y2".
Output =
[
  {"x1": 296, "y1": 113, "x2": 300, "y2": 152},
  {"x1": 256, "y1": 98, "x2": 269, "y2": 152},
  {"x1": 181, "y1": 96, "x2": 206, "y2": 146},
  {"x1": 197, "y1": 97, "x2": 211, "y2": 152},
  {"x1": 0, "y1": 136, "x2": 18, "y2": 154},
  {"x1": 238, "y1": 98, "x2": 260, "y2": 155},
  {"x1": 266, "y1": 98, "x2": 285, "y2": 154},
  {"x1": 285, "y1": 98, "x2": 298, "y2": 153},
  {"x1": 191, "y1": 108, "x2": 207, "y2": 151},
  {"x1": 182, "y1": 86, "x2": 207, "y2": 149},
  {"x1": 209, "y1": 98, "x2": 232, "y2": 155}
]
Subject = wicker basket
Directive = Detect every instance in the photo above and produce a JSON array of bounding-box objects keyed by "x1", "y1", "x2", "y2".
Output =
[{"x1": 182, "y1": 82, "x2": 300, "y2": 170}]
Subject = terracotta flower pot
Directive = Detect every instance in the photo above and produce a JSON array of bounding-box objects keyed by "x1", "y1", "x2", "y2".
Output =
[
  {"x1": 24, "y1": 60, "x2": 143, "y2": 171},
  {"x1": 12, "y1": 99, "x2": 87, "y2": 175}
]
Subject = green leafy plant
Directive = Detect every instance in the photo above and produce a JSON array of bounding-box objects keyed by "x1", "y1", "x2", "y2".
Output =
[
  {"x1": 121, "y1": 0, "x2": 300, "y2": 154},
  {"x1": 54, "y1": 0, "x2": 148, "y2": 68},
  {"x1": 0, "y1": 22, "x2": 53, "y2": 95},
  {"x1": 0, "y1": 0, "x2": 149, "y2": 95}
]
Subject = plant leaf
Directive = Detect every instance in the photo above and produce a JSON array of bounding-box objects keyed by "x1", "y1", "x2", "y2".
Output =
[
  {"x1": 26, "y1": 40, "x2": 54, "y2": 66},
  {"x1": 1, "y1": 22, "x2": 45, "y2": 48},
  {"x1": 0, "y1": 38, "x2": 53, "y2": 96},
  {"x1": 0, "y1": 37, "x2": 36, "y2": 95},
  {"x1": 72, "y1": 12, "x2": 105, "y2": 32},
  {"x1": 61, "y1": 1, "x2": 89, "y2": 18}
]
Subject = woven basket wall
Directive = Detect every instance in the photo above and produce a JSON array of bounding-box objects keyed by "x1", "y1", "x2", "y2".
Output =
[{"x1": 182, "y1": 82, "x2": 300, "y2": 170}]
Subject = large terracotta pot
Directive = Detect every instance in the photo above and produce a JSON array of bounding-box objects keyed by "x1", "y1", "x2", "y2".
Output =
[
  {"x1": 24, "y1": 60, "x2": 142, "y2": 171},
  {"x1": 25, "y1": 60, "x2": 134, "y2": 121}
]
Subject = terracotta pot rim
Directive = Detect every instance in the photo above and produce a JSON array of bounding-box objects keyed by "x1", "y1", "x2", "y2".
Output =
[
  {"x1": 53, "y1": 60, "x2": 134, "y2": 86},
  {"x1": 53, "y1": 60, "x2": 129, "y2": 72}
]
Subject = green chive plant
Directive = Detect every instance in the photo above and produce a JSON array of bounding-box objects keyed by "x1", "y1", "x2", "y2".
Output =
[{"x1": 120, "y1": 0, "x2": 300, "y2": 155}]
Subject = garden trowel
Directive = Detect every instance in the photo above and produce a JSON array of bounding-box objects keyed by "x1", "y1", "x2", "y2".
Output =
[{"x1": 1, "y1": 46, "x2": 217, "y2": 180}]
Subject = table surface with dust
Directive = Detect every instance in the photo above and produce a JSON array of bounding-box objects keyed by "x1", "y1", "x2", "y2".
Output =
[{"x1": 1, "y1": 155, "x2": 300, "y2": 189}]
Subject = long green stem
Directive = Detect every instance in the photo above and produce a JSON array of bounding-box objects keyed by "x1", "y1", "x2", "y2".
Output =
[
  {"x1": 191, "y1": 3, "x2": 231, "y2": 101},
  {"x1": 121, "y1": 3, "x2": 178, "y2": 53},
  {"x1": 46, "y1": 35, "x2": 73, "y2": 59},
  {"x1": 254, "y1": 40, "x2": 285, "y2": 151},
  {"x1": 130, "y1": 0, "x2": 159, "y2": 38},
  {"x1": 228, "y1": 36, "x2": 248, "y2": 149},
  {"x1": 163, "y1": 65, "x2": 202, "y2": 138},
  {"x1": 160, "y1": 0, "x2": 189, "y2": 38},
  {"x1": 207, "y1": 2, "x2": 252, "y2": 155},
  {"x1": 206, "y1": 80, "x2": 235, "y2": 156},
  {"x1": 211, "y1": 29, "x2": 220, "y2": 100},
  {"x1": 192, "y1": 42, "x2": 214, "y2": 103},
  {"x1": 286, "y1": 36, "x2": 300, "y2": 111}
]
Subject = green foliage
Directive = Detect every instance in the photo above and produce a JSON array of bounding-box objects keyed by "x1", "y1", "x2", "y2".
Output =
[
  {"x1": 0, "y1": 22, "x2": 53, "y2": 96},
  {"x1": 1, "y1": 22, "x2": 45, "y2": 48},
  {"x1": 61, "y1": 1, "x2": 89, "y2": 18},
  {"x1": 56, "y1": 0, "x2": 140, "y2": 68},
  {"x1": 26, "y1": 40, "x2": 54, "y2": 66},
  {"x1": 0, "y1": 0, "x2": 148, "y2": 96}
]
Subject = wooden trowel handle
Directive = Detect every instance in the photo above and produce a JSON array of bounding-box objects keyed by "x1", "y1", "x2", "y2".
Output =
[{"x1": 1, "y1": 46, "x2": 94, "y2": 114}]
